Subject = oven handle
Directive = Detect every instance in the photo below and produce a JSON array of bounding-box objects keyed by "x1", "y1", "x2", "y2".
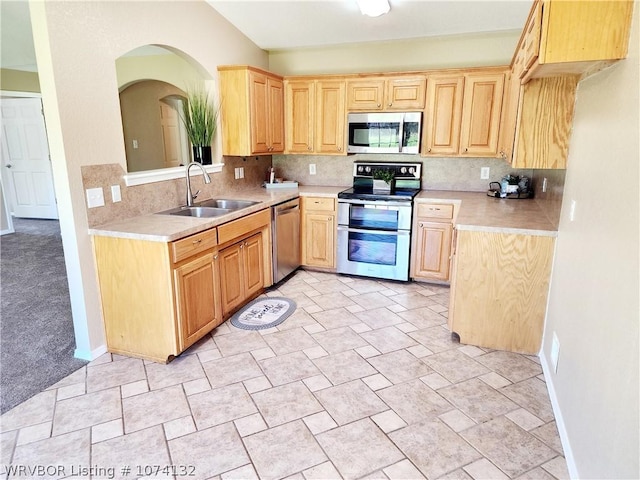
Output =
[
  {"x1": 338, "y1": 199, "x2": 412, "y2": 208},
  {"x1": 337, "y1": 225, "x2": 410, "y2": 236}
]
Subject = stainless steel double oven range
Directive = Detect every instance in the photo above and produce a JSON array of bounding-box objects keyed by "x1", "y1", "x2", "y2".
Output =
[{"x1": 337, "y1": 161, "x2": 422, "y2": 282}]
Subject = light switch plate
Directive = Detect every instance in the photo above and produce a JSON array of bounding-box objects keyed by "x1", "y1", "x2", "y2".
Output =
[
  {"x1": 86, "y1": 187, "x2": 105, "y2": 208},
  {"x1": 309, "y1": 164, "x2": 316, "y2": 175},
  {"x1": 111, "y1": 185, "x2": 121, "y2": 203}
]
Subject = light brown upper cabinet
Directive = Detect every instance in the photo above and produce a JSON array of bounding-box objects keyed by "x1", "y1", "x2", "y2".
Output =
[
  {"x1": 285, "y1": 78, "x2": 346, "y2": 155},
  {"x1": 346, "y1": 75, "x2": 426, "y2": 111},
  {"x1": 519, "y1": 0, "x2": 634, "y2": 83},
  {"x1": 422, "y1": 75, "x2": 464, "y2": 156},
  {"x1": 460, "y1": 72, "x2": 505, "y2": 157},
  {"x1": 512, "y1": 75, "x2": 578, "y2": 169},
  {"x1": 422, "y1": 70, "x2": 505, "y2": 158},
  {"x1": 218, "y1": 66, "x2": 284, "y2": 156}
]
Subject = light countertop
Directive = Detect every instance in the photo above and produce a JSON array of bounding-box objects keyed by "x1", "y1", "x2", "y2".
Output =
[{"x1": 89, "y1": 185, "x2": 556, "y2": 242}]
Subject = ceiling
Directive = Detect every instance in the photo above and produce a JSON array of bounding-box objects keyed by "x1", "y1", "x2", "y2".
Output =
[{"x1": 1, "y1": 0, "x2": 531, "y2": 72}]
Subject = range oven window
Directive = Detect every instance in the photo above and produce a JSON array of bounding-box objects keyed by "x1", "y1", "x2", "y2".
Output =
[
  {"x1": 349, "y1": 205, "x2": 400, "y2": 230},
  {"x1": 347, "y1": 231, "x2": 398, "y2": 266}
]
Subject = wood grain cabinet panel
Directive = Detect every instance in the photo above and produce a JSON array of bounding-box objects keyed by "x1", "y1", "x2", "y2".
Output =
[
  {"x1": 218, "y1": 66, "x2": 284, "y2": 156},
  {"x1": 301, "y1": 196, "x2": 336, "y2": 269},
  {"x1": 347, "y1": 76, "x2": 425, "y2": 111},
  {"x1": 448, "y1": 229, "x2": 555, "y2": 354},
  {"x1": 284, "y1": 79, "x2": 346, "y2": 155},
  {"x1": 174, "y1": 252, "x2": 222, "y2": 351},
  {"x1": 518, "y1": 0, "x2": 633, "y2": 82},
  {"x1": 459, "y1": 73, "x2": 505, "y2": 157},
  {"x1": 411, "y1": 202, "x2": 456, "y2": 282},
  {"x1": 422, "y1": 75, "x2": 464, "y2": 156}
]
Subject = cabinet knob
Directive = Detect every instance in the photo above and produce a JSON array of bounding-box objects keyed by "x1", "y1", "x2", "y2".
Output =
[
  {"x1": 377, "y1": 103, "x2": 381, "y2": 107},
  {"x1": 214, "y1": 254, "x2": 218, "y2": 260},
  {"x1": 337, "y1": 146, "x2": 342, "y2": 151},
  {"x1": 388, "y1": 103, "x2": 392, "y2": 107},
  {"x1": 308, "y1": 146, "x2": 312, "y2": 151},
  {"x1": 464, "y1": 147, "x2": 468, "y2": 152},
  {"x1": 427, "y1": 148, "x2": 431, "y2": 153}
]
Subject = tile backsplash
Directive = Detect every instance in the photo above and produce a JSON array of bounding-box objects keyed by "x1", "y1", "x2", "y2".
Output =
[
  {"x1": 273, "y1": 154, "x2": 532, "y2": 192},
  {"x1": 81, "y1": 156, "x2": 271, "y2": 227},
  {"x1": 83, "y1": 154, "x2": 564, "y2": 230}
]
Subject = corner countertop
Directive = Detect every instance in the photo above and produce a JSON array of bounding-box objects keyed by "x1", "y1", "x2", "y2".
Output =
[
  {"x1": 89, "y1": 185, "x2": 556, "y2": 242},
  {"x1": 416, "y1": 190, "x2": 557, "y2": 237}
]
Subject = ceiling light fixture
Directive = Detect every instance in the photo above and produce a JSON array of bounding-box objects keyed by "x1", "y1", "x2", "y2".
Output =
[{"x1": 356, "y1": 0, "x2": 391, "y2": 17}]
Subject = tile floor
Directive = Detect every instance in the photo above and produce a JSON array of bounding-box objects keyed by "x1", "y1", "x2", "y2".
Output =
[{"x1": 0, "y1": 270, "x2": 568, "y2": 480}]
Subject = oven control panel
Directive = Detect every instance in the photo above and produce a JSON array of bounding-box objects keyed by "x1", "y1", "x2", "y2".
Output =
[{"x1": 353, "y1": 162, "x2": 422, "y2": 179}]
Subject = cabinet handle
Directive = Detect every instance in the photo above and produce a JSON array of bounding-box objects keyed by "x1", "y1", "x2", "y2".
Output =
[{"x1": 192, "y1": 239, "x2": 202, "y2": 245}]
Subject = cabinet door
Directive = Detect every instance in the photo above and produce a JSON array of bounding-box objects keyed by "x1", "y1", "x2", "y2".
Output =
[
  {"x1": 285, "y1": 80, "x2": 315, "y2": 153},
  {"x1": 316, "y1": 81, "x2": 346, "y2": 155},
  {"x1": 249, "y1": 71, "x2": 270, "y2": 154},
  {"x1": 219, "y1": 243, "x2": 244, "y2": 315},
  {"x1": 174, "y1": 252, "x2": 222, "y2": 351},
  {"x1": 385, "y1": 76, "x2": 426, "y2": 110},
  {"x1": 268, "y1": 77, "x2": 285, "y2": 153},
  {"x1": 460, "y1": 73, "x2": 505, "y2": 156},
  {"x1": 303, "y1": 213, "x2": 335, "y2": 268},
  {"x1": 423, "y1": 75, "x2": 464, "y2": 156},
  {"x1": 243, "y1": 233, "x2": 265, "y2": 299},
  {"x1": 412, "y1": 221, "x2": 453, "y2": 281},
  {"x1": 346, "y1": 79, "x2": 385, "y2": 111}
]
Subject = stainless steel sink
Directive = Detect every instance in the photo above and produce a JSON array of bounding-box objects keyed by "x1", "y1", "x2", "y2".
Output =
[
  {"x1": 195, "y1": 199, "x2": 260, "y2": 210},
  {"x1": 158, "y1": 206, "x2": 231, "y2": 218},
  {"x1": 156, "y1": 198, "x2": 261, "y2": 217}
]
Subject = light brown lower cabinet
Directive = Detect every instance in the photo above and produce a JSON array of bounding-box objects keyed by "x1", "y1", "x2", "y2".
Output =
[
  {"x1": 301, "y1": 196, "x2": 336, "y2": 269},
  {"x1": 411, "y1": 203, "x2": 455, "y2": 282},
  {"x1": 448, "y1": 229, "x2": 555, "y2": 354},
  {"x1": 92, "y1": 208, "x2": 272, "y2": 363},
  {"x1": 93, "y1": 227, "x2": 223, "y2": 363},
  {"x1": 219, "y1": 232, "x2": 265, "y2": 317}
]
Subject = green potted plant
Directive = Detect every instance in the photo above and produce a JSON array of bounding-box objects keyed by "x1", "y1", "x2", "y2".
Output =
[
  {"x1": 372, "y1": 169, "x2": 395, "y2": 191},
  {"x1": 181, "y1": 86, "x2": 219, "y2": 165}
]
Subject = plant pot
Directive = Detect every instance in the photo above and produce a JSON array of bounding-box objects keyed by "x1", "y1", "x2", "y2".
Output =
[
  {"x1": 192, "y1": 145, "x2": 212, "y2": 165},
  {"x1": 373, "y1": 179, "x2": 395, "y2": 192}
]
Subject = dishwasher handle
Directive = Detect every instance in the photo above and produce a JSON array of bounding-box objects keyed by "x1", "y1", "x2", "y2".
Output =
[{"x1": 274, "y1": 199, "x2": 300, "y2": 216}]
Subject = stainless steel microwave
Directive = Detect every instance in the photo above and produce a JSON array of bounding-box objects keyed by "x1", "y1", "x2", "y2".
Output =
[{"x1": 347, "y1": 112, "x2": 422, "y2": 154}]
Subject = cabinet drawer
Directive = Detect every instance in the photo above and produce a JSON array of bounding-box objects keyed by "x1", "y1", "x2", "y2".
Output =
[
  {"x1": 171, "y1": 228, "x2": 218, "y2": 264},
  {"x1": 304, "y1": 197, "x2": 335, "y2": 212},
  {"x1": 218, "y1": 209, "x2": 270, "y2": 245},
  {"x1": 416, "y1": 203, "x2": 454, "y2": 220}
]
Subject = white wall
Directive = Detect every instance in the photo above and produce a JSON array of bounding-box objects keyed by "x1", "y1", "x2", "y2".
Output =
[
  {"x1": 540, "y1": 4, "x2": 639, "y2": 479},
  {"x1": 29, "y1": 0, "x2": 267, "y2": 359}
]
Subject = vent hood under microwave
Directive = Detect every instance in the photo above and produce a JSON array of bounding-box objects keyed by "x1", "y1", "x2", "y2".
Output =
[{"x1": 347, "y1": 112, "x2": 422, "y2": 154}]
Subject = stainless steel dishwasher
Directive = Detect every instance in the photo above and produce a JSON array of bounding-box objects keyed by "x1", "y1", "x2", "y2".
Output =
[{"x1": 271, "y1": 198, "x2": 301, "y2": 283}]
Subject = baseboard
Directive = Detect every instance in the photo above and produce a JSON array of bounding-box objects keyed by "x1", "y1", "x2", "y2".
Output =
[
  {"x1": 74, "y1": 344, "x2": 108, "y2": 362},
  {"x1": 0, "y1": 228, "x2": 15, "y2": 235},
  {"x1": 539, "y1": 353, "x2": 580, "y2": 479}
]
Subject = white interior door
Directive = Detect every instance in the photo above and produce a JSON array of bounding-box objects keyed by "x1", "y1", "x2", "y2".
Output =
[{"x1": 0, "y1": 97, "x2": 58, "y2": 219}]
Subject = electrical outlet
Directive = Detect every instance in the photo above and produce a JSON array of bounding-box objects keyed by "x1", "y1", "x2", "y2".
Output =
[
  {"x1": 110, "y1": 185, "x2": 121, "y2": 203},
  {"x1": 542, "y1": 177, "x2": 548, "y2": 193},
  {"x1": 480, "y1": 167, "x2": 490, "y2": 180},
  {"x1": 569, "y1": 199, "x2": 577, "y2": 221},
  {"x1": 309, "y1": 163, "x2": 316, "y2": 175},
  {"x1": 86, "y1": 187, "x2": 105, "y2": 208},
  {"x1": 132, "y1": 139, "x2": 138, "y2": 149},
  {"x1": 550, "y1": 332, "x2": 560, "y2": 373}
]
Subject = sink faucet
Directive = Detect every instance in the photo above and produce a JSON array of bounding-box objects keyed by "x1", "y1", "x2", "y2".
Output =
[{"x1": 185, "y1": 162, "x2": 211, "y2": 206}]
